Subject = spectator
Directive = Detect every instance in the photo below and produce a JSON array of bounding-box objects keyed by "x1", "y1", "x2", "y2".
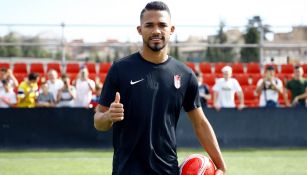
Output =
[
  {"x1": 0, "y1": 79, "x2": 17, "y2": 108},
  {"x1": 284, "y1": 65, "x2": 307, "y2": 107},
  {"x1": 213, "y1": 66, "x2": 244, "y2": 110},
  {"x1": 0, "y1": 68, "x2": 19, "y2": 89},
  {"x1": 16, "y1": 73, "x2": 39, "y2": 108},
  {"x1": 255, "y1": 65, "x2": 283, "y2": 107},
  {"x1": 74, "y1": 67, "x2": 95, "y2": 107},
  {"x1": 36, "y1": 82, "x2": 55, "y2": 107},
  {"x1": 195, "y1": 71, "x2": 211, "y2": 108},
  {"x1": 56, "y1": 75, "x2": 76, "y2": 107},
  {"x1": 90, "y1": 82, "x2": 103, "y2": 108},
  {"x1": 47, "y1": 69, "x2": 64, "y2": 100}
]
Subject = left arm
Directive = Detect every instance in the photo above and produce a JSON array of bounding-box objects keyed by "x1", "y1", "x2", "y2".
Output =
[
  {"x1": 7, "y1": 69, "x2": 19, "y2": 88},
  {"x1": 187, "y1": 107, "x2": 227, "y2": 175},
  {"x1": 292, "y1": 87, "x2": 307, "y2": 105},
  {"x1": 87, "y1": 79, "x2": 95, "y2": 92},
  {"x1": 270, "y1": 79, "x2": 283, "y2": 94},
  {"x1": 237, "y1": 90, "x2": 244, "y2": 109}
]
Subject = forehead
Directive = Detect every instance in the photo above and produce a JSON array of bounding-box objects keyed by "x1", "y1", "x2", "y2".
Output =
[
  {"x1": 266, "y1": 69, "x2": 275, "y2": 73},
  {"x1": 141, "y1": 10, "x2": 171, "y2": 24},
  {"x1": 295, "y1": 67, "x2": 303, "y2": 72}
]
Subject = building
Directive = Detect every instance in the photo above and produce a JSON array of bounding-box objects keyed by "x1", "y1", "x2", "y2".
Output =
[{"x1": 264, "y1": 26, "x2": 307, "y2": 64}]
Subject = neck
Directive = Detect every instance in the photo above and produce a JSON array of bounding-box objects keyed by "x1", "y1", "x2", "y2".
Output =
[
  {"x1": 294, "y1": 76, "x2": 301, "y2": 80},
  {"x1": 140, "y1": 47, "x2": 168, "y2": 64}
]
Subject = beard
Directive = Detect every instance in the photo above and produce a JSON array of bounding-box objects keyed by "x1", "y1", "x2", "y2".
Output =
[
  {"x1": 144, "y1": 36, "x2": 167, "y2": 52},
  {"x1": 147, "y1": 42, "x2": 166, "y2": 52}
]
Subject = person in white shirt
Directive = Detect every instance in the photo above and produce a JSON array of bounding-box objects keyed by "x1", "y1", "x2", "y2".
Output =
[
  {"x1": 213, "y1": 66, "x2": 244, "y2": 110},
  {"x1": 0, "y1": 79, "x2": 17, "y2": 108},
  {"x1": 255, "y1": 65, "x2": 283, "y2": 107},
  {"x1": 46, "y1": 69, "x2": 64, "y2": 100},
  {"x1": 0, "y1": 68, "x2": 19, "y2": 90},
  {"x1": 74, "y1": 67, "x2": 95, "y2": 107},
  {"x1": 56, "y1": 75, "x2": 76, "y2": 107}
]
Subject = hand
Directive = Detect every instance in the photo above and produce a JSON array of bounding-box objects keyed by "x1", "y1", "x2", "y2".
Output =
[
  {"x1": 214, "y1": 103, "x2": 221, "y2": 111},
  {"x1": 292, "y1": 97, "x2": 299, "y2": 106},
  {"x1": 107, "y1": 92, "x2": 124, "y2": 123},
  {"x1": 215, "y1": 169, "x2": 225, "y2": 175},
  {"x1": 7, "y1": 69, "x2": 13, "y2": 76},
  {"x1": 237, "y1": 103, "x2": 244, "y2": 110}
]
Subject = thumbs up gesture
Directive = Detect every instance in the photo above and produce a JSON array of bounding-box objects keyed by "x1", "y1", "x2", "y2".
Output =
[{"x1": 108, "y1": 92, "x2": 124, "y2": 123}]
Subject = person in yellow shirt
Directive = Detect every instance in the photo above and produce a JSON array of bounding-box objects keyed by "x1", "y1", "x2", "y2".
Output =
[{"x1": 17, "y1": 73, "x2": 39, "y2": 108}]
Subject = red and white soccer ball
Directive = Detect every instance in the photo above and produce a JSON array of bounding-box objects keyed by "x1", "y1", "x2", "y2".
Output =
[{"x1": 179, "y1": 154, "x2": 216, "y2": 175}]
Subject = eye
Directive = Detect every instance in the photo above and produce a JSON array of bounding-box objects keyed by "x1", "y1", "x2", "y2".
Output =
[
  {"x1": 159, "y1": 23, "x2": 168, "y2": 28},
  {"x1": 144, "y1": 23, "x2": 153, "y2": 28}
]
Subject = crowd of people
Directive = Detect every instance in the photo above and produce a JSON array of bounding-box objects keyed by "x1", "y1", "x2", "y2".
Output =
[
  {"x1": 0, "y1": 63, "x2": 306, "y2": 109},
  {"x1": 0, "y1": 66, "x2": 102, "y2": 108},
  {"x1": 196, "y1": 64, "x2": 307, "y2": 109}
]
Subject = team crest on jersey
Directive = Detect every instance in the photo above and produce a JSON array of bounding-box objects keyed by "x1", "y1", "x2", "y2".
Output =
[{"x1": 174, "y1": 75, "x2": 181, "y2": 89}]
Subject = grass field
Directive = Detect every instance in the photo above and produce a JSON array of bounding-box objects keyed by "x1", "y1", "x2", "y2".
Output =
[{"x1": 0, "y1": 148, "x2": 307, "y2": 175}]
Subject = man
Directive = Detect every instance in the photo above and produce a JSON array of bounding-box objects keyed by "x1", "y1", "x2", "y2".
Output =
[
  {"x1": 195, "y1": 71, "x2": 211, "y2": 107},
  {"x1": 17, "y1": 72, "x2": 39, "y2": 108},
  {"x1": 0, "y1": 79, "x2": 17, "y2": 108},
  {"x1": 94, "y1": 1, "x2": 226, "y2": 175},
  {"x1": 74, "y1": 67, "x2": 95, "y2": 107},
  {"x1": 46, "y1": 69, "x2": 64, "y2": 100},
  {"x1": 284, "y1": 65, "x2": 307, "y2": 107},
  {"x1": 255, "y1": 65, "x2": 283, "y2": 107},
  {"x1": 213, "y1": 66, "x2": 244, "y2": 110},
  {"x1": 0, "y1": 67, "x2": 19, "y2": 90}
]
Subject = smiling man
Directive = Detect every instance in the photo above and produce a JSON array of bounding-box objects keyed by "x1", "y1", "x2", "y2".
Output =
[{"x1": 94, "y1": 1, "x2": 226, "y2": 175}]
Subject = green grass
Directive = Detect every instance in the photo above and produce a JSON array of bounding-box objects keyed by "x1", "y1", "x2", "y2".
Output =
[{"x1": 0, "y1": 148, "x2": 307, "y2": 175}]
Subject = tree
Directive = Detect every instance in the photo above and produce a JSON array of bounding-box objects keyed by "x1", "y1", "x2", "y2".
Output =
[
  {"x1": 240, "y1": 16, "x2": 270, "y2": 62},
  {"x1": 240, "y1": 27, "x2": 260, "y2": 62},
  {"x1": 4, "y1": 32, "x2": 22, "y2": 57},
  {"x1": 206, "y1": 21, "x2": 235, "y2": 62},
  {"x1": 22, "y1": 36, "x2": 41, "y2": 57},
  {"x1": 0, "y1": 37, "x2": 8, "y2": 56}
]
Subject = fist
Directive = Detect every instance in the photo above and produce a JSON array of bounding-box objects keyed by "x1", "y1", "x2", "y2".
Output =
[{"x1": 108, "y1": 92, "x2": 124, "y2": 123}]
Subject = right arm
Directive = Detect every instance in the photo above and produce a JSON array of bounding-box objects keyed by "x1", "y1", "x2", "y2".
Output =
[
  {"x1": 255, "y1": 79, "x2": 264, "y2": 96},
  {"x1": 283, "y1": 88, "x2": 291, "y2": 107},
  {"x1": 213, "y1": 91, "x2": 220, "y2": 110},
  {"x1": 94, "y1": 92, "x2": 124, "y2": 131}
]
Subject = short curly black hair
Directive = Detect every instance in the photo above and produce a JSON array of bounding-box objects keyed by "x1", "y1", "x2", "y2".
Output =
[
  {"x1": 28, "y1": 72, "x2": 39, "y2": 81},
  {"x1": 140, "y1": 1, "x2": 171, "y2": 20}
]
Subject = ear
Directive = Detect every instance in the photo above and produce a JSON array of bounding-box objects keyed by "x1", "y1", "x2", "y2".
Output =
[
  {"x1": 137, "y1": 26, "x2": 142, "y2": 35},
  {"x1": 170, "y1": 25, "x2": 175, "y2": 35}
]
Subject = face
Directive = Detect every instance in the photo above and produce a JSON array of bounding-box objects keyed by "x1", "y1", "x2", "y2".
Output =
[
  {"x1": 41, "y1": 84, "x2": 49, "y2": 93},
  {"x1": 137, "y1": 10, "x2": 175, "y2": 52},
  {"x1": 294, "y1": 67, "x2": 303, "y2": 79},
  {"x1": 0, "y1": 70, "x2": 6, "y2": 79},
  {"x1": 63, "y1": 78, "x2": 70, "y2": 86},
  {"x1": 48, "y1": 70, "x2": 57, "y2": 80},
  {"x1": 223, "y1": 71, "x2": 232, "y2": 79},
  {"x1": 266, "y1": 70, "x2": 275, "y2": 79},
  {"x1": 80, "y1": 68, "x2": 88, "y2": 79}
]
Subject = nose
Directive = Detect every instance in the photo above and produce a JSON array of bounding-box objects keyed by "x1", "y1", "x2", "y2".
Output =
[{"x1": 152, "y1": 26, "x2": 161, "y2": 35}]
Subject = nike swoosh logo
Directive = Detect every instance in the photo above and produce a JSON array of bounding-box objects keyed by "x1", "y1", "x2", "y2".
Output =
[{"x1": 130, "y1": 79, "x2": 144, "y2": 85}]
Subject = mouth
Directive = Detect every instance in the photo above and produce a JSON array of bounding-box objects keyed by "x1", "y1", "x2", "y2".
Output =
[{"x1": 150, "y1": 36, "x2": 163, "y2": 42}]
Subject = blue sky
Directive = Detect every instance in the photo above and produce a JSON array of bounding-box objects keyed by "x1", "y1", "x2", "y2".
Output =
[{"x1": 0, "y1": 0, "x2": 307, "y2": 42}]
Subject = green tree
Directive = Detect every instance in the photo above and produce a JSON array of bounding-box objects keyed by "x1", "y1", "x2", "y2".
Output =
[
  {"x1": 240, "y1": 16, "x2": 270, "y2": 62},
  {"x1": 240, "y1": 27, "x2": 260, "y2": 62},
  {"x1": 4, "y1": 32, "x2": 22, "y2": 57},
  {"x1": 0, "y1": 36, "x2": 8, "y2": 56},
  {"x1": 206, "y1": 21, "x2": 235, "y2": 62},
  {"x1": 22, "y1": 36, "x2": 42, "y2": 57}
]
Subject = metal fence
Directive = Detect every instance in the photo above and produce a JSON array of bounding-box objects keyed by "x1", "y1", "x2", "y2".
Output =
[{"x1": 1, "y1": 23, "x2": 307, "y2": 64}]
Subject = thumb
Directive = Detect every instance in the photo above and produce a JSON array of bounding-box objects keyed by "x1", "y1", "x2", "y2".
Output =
[{"x1": 114, "y1": 92, "x2": 120, "y2": 103}]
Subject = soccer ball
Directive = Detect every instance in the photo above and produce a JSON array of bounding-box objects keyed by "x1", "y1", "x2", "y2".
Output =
[{"x1": 179, "y1": 154, "x2": 215, "y2": 175}]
